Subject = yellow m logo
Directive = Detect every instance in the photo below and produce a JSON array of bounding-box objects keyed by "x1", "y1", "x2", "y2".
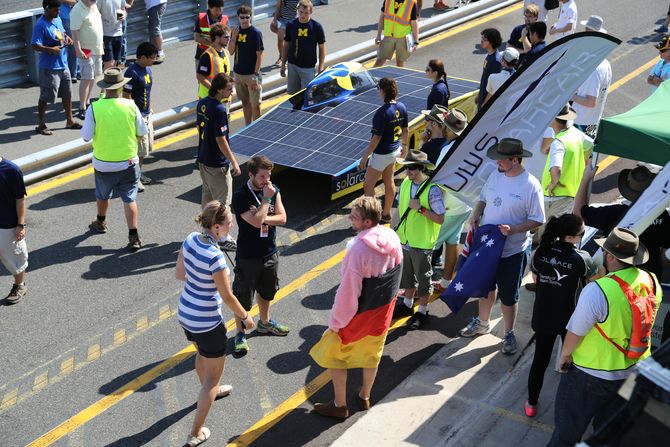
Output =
[
  {"x1": 238, "y1": 34, "x2": 247, "y2": 43},
  {"x1": 298, "y1": 28, "x2": 308, "y2": 37},
  {"x1": 144, "y1": 74, "x2": 151, "y2": 84}
]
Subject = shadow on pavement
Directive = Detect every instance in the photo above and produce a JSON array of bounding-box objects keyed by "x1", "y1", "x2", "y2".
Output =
[
  {"x1": 29, "y1": 188, "x2": 93, "y2": 211},
  {"x1": 99, "y1": 352, "x2": 194, "y2": 395},
  {"x1": 591, "y1": 170, "x2": 618, "y2": 195},
  {"x1": 0, "y1": 104, "x2": 76, "y2": 145},
  {"x1": 300, "y1": 284, "x2": 338, "y2": 311},
  {"x1": 27, "y1": 232, "x2": 113, "y2": 271},
  {"x1": 103, "y1": 402, "x2": 197, "y2": 447},
  {"x1": 280, "y1": 227, "x2": 353, "y2": 256},
  {"x1": 82, "y1": 241, "x2": 181, "y2": 279},
  {"x1": 334, "y1": 23, "x2": 377, "y2": 34}
]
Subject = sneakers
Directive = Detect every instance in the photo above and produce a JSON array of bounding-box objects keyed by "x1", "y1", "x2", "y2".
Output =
[
  {"x1": 137, "y1": 181, "x2": 145, "y2": 193},
  {"x1": 89, "y1": 219, "x2": 108, "y2": 234},
  {"x1": 218, "y1": 236, "x2": 237, "y2": 252},
  {"x1": 256, "y1": 319, "x2": 290, "y2": 336},
  {"x1": 154, "y1": 53, "x2": 165, "y2": 64},
  {"x1": 314, "y1": 400, "x2": 349, "y2": 419},
  {"x1": 216, "y1": 384, "x2": 233, "y2": 399},
  {"x1": 186, "y1": 426, "x2": 210, "y2": 446},
  {"x1": 5, "y1": 283, "x2": 27, "y2": 304},
  {"x1": 393, "y1": 301, "x2": 414, "y2": 319},
  {"x1": 408, "y1": 311, "x2": 429, "y2": 330},
  {"x1": 128, "y1": 233, "x2": 142, "y2": 251},
  {"x1": 524, "y1": 400, "x2": 537, "y2": 418},
  {"x1": 502, "y1": 331, "x2": 518, "y2": 355},
  {"x1": 459, "y1": 317, "x2": 490, "y2": 337},
  {"x1": 234, "y1": 332, "x2": 249, "y2": 354},
  {"x1": 140, "y1": 173, "x2": 152, "y2": 185}
]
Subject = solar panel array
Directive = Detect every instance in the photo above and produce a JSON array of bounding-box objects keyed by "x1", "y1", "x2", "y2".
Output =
[{"x1": 230, "y1": 66, "x2": 479, "y2": 176}]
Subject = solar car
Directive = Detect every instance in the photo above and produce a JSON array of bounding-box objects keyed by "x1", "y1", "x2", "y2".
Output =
[{"x1": 229, "y1": 62, "x2": 479, "y2": 200}]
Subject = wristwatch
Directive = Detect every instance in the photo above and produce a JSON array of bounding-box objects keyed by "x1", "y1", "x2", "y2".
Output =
[{"x1": 17, "y1": 223, "x2": 25, "y2": 228}]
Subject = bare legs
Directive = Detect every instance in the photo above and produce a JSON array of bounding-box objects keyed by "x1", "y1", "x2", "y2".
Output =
[
  {"x1": 95, "y1": 199, "x2": 138, "y2": 230},
  {"x1": 329, "y1": 367, "x2": 379, "y2": 407},
  {"x1": 190, "y1": 350, "x2": 225, "y2": 438},
  {"x1": 363, "y1": 163, "x2": 395, "y2": 217},
  {"x1": 478, "y1": 290, "x2": 517, "y2": 332}
]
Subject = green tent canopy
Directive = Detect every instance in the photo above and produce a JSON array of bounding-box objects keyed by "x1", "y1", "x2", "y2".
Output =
[{"x1": 595, "y1": 80, "x2": 670, "y2": 165}]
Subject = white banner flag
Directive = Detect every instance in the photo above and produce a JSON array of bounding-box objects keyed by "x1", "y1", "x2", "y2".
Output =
[
  {"x1": 431, "y1": 32, "x2": 620, "y2": 205},
  {"x1": 617, "y1": 161, "x2": 670, "y2": 234}
]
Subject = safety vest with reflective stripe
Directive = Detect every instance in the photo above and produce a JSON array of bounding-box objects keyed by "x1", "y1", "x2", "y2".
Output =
[
  {"x1": 541, "y1": 126, "x2": 585, "y2": 198},
  {"x1": 197, "y1": 46, "x2": 231, "y2": 102},
  {"x1": 197, "y1": 12, "x2": 229, "y2": 53},
  {"x1": 383, "y1": 0, "x2": 415, "y2": 38},
  {"x1": 91, "y1": 98, "x2": 138, "y2": 162},
  {"x1": 572, "y1": 267, "x2": 661, "y2": 373},
  {"x1": 397, "y1": 177, "x2": 442, "y2": 250}
]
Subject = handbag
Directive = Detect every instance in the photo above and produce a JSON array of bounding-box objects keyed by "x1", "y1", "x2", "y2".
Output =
[{"x1": 545, "y1": 0, "x2": 559, "y2": 10}]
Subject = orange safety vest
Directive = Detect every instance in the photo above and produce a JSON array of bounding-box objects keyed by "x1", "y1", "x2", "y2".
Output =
[
  {"x1": 197, "y1": 12, "x2": 229, "y2": 53},
  {"x1": 197, "y1": 46, "x2": 231, "y2": 102}
]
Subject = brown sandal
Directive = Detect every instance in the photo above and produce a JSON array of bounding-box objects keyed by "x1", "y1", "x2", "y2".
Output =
[{"x1": 35, "y1": 126, "x2": 53, "y2": 136}]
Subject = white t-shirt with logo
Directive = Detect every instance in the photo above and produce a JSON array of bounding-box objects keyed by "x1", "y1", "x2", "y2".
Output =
[
  {"x1": 573, "y1": 59, "x2": 612, "y2": 126},
  {"x1": 554, "y1": 0, "x2": 577, "y2": 39},
  {"x1": 479, "y1": 169, "x2": 545, "y2": 257}
]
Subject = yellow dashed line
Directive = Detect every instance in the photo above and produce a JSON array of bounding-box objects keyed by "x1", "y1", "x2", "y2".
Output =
[
  {"x1": 136, "y1": 316, "x2": 149, "y2": 332},
  {"x1": 33, "y1": 372, "x2": 49, "y2": 391},
  {"x1": 288, "y1": 232, "x2": 301, "y2": 245},
  {"x1": 113, "y1": 329, "x2": 126, "y2": 346},
  {"x1": 158, "y1": 305, "x2": 171, "y2": 321},
  {"x1": 1, "y1": 389, "x2": 18, "y2": 410},
  {"x1": 60, "y1": 358, "x2": 75, "y2": 375},
  {"x1": 86, "y1": 344, "x2": 101, "y2": 362}
]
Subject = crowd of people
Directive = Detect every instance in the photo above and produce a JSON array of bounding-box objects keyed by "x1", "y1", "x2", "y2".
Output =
[{"x1": 2, "y1": 0, "x2": 670, "y2": 446}]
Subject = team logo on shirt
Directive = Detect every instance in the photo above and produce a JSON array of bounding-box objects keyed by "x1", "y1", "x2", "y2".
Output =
[
  {"x1": 55, "y1": 29, "x2": 63, "y2": 42},
  {"x1": 395, "y1": 110, "x2": 400, "y2": 118},
  {"x1": 553, "y1": 268, "x2": 568, "y2": 282},
  {"x1": 221, "y1": 124, "x2": 228, "y2": 133},
  {"x1": 238, "y1": 34, "x2": 247, "y2": 43},
  {"x1": 493, "y1": 197, "x2": 502, "y2": 207},
  {"x1": 298, "y1": 28, "x2": 309, "y2": 37}
]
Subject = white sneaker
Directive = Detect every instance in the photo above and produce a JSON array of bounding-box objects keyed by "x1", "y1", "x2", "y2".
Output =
[{"x1": 459, "y1": 317, "x2": 490, "y2": 337}]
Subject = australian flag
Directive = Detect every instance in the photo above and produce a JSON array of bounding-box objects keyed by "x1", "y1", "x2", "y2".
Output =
[{"x1": 440, "y1": 224, "x2": 506, "y2": 314}]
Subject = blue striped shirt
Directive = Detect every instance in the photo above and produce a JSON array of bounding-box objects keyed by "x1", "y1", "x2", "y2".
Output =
[{"x1": 178, "y1": 232, "x2": 228, "y2": 333}]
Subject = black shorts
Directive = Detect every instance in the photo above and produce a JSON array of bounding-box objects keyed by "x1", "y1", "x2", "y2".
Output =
[
  {"x1": 183, "y1": 323, "x2": 227, "y2": 358},
  {"x1": 103, "y1": 35, "x2": 122, "y2": 63},
  {"x1": 232, "y1": 252, "x2": 280, "y2": 310}
]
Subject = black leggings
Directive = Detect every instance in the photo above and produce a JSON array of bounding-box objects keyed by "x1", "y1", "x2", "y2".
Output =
[{"x1": 527, "y1": 331, "x2": 566, "y2": 406}]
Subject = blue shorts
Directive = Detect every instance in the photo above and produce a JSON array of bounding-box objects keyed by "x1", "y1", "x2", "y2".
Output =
[
  {"x1": 489, "y1": 247, "x2": 530, "y2": 306},
  {"x1": 435, "y1": 211, "x2": 470, "y2": 246},
  {"x1": 103, "y1": 35, "x2": 122, "y2": 63},
  {"x1": 94, "y1": 164, "x2": 140, "y2": 203}
]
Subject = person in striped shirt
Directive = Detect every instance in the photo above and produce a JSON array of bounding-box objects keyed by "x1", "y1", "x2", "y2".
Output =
[{"x1": 175, "y1": 201, "x2": 254, "y2": 447}]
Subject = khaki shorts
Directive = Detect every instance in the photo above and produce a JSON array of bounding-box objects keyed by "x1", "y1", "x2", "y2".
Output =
[
  {"x1": 0, "y1": 228, "x2": 28, "y2": 276},
  {"x1": 234, "y1": 73, "x2": 262, "y2": 105},
  {"x1": 138, "y1": 114, "x2": 154, "y2": 158},
  {"x1": 199, "y1": 164, "x2": 232, "y2": 206},
  {"x1": 378, "y1": 36, "x2": 410, "y2": 63}
]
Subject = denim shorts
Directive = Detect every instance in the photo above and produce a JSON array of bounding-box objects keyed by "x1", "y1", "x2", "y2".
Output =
[
  {"x1": 147, "y1": 3, "x2": 167, "y2": 37},
  {"x1": 489, "y1": 247, "x2": 530, "y2": 306},
  {"x1": 94, "y1": 163, "x2": 140, "y2": 203},
  {"x1": 103, "y1": 35, "x2": 122, "y2": 63}
]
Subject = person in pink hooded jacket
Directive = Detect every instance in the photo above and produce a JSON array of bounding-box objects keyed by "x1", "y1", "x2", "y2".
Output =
[{"x1": 310, "y1": 196, "x2": 403, "y2": 419}]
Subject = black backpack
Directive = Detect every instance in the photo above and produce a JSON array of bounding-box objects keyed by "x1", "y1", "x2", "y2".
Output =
[{"x1": 545, "y1": 0, "x2": 560, "y2": 10}]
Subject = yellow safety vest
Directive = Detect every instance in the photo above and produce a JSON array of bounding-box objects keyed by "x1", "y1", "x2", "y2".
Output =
[
  {"x1": 397, "y1": 177, "x2": 442, "y2": 250},
  {"x1": 91, "y1": 98, "x2": 138, "y2": 162},
  {"x1": 383, "y1": 0, "x2": 415, "y2": 38},
  {"x1": 541, "y1": 126, "x2": 586, "y2": 198},
  {"x1": 572, "y1": 267, "x2": 661, "y2": 373},
  {"x1": 197, "y1": 46, "x2": 231, "y2": 103}
]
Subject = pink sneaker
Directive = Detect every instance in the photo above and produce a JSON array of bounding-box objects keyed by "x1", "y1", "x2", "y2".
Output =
[{"x1": 524, "y1": 400, "x2": 537, "y2": 417}]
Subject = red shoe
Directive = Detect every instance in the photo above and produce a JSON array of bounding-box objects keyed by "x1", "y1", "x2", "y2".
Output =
[{"x1": 524, "y1": 400, "x2": 537, "y2": 417}]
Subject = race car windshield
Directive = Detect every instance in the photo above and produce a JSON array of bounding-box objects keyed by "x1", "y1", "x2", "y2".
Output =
[{"x1": 307, "y1": 70, "x2": 377, "y2": 105}]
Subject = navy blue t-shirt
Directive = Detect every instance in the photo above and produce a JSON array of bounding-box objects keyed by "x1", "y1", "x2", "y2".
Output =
[
  {"x1": 478, "y1": 51, "x2": 501, "y2": 108},
  {"x1": 123, "y1": 63, "x2": 153, "y2": 116},
  {"x1": 0, "y1": 159, "x2": 26, "y2": 229},
  {"x1": 421, "y1": 138, "x2": 447, "y2": 165},
  {"x1": 519, "y1": 41, "x2": 546, "y2": 70},
  {"x1": 508, "y1": 24, "x2": 526, "y2": 50},
  {"x1": 233, "y1": 25, "x2": 264, "y2": 75},
  {"x1": 284, "y1": 18, "x2": 326, "y2": 68},
  {"x1": 196, "y1": 96, "x2": 230, "y2": 168},
  {"x1": 426, "y1": 79, "x2": 450, "y2": 110},
  {"x1": 371, "y1": 102, "x2": 408, "y2": 155},
  {"x1": 232, "y1": 183, "x2": 281, "y2": 259}
]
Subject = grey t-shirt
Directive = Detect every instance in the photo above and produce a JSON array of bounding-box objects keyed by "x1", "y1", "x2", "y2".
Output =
[{"x1": 97, "y1": 0, "x2": 124, "y2": 37}]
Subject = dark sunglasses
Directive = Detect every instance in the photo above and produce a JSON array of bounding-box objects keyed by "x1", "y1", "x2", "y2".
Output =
[
  {"x1": 406, "y1": 164, "x2": 422, "y2": 171},
  {"x1": 425, "y1": 67, "x2": 432, "y2": 72},
  {"x1": 239, "y1": 15, "x2": 251, "y2": 19}
]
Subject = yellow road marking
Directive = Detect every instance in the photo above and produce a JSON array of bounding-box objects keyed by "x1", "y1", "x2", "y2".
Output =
[
  {"x1": 228, "y1": 305, "x2": 424, "y2": 447},
  {"x1": 27, "y1": 249, "x2": 346, "y2": 447}
]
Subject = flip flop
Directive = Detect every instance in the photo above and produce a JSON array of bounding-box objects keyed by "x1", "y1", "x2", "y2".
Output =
[
  {"x1": 35, "y1": 126, "x2": 53, "y2": 136},
  {"x1": 65, "y1": 122, "x2": 83, "y2": 130}
]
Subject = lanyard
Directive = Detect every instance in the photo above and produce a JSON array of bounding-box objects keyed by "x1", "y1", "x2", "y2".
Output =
[
  {"x1": 247, "y1": 180, "x2": 263, "y2": 206},
  {"x1": 201, "y1": 232, "x2": 218, "y2": 246}
]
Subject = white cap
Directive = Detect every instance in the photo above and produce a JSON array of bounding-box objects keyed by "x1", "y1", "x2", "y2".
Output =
[
  {"x1": 502, "y1": 47, "x2": 520, "y2": 63},
  {"x1": 580, "y1": 15, "x2": 607, "y2": 34}
]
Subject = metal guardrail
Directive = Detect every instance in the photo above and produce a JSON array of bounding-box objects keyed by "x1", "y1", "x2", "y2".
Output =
[{"x1": 16, "y1": 0, "x2": 519, "y2": 185}]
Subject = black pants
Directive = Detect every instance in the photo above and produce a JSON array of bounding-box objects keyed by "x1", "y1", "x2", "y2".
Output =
[{"x1": 527, "y1": 331, "x2": 566, "y2": 405}]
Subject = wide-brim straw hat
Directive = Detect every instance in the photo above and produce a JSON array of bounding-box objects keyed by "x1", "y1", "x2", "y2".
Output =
[
  {"x1": 396, "y1": 149, "x2": 436, "y2": 170},
  {"x1": 617, "y1": 166, "x2": 655, "y2": 202},
  {"x1": 96, "y1": 67, "x2": 131, "y2": 90},
  {"x1": 595, "y1": 227, "x2": 649, "y2": 266}
]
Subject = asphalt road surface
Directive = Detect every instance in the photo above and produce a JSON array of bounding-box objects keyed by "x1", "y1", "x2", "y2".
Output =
[{"x1": 1, "y1": 1, "x2": 668, "y2": 446}]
